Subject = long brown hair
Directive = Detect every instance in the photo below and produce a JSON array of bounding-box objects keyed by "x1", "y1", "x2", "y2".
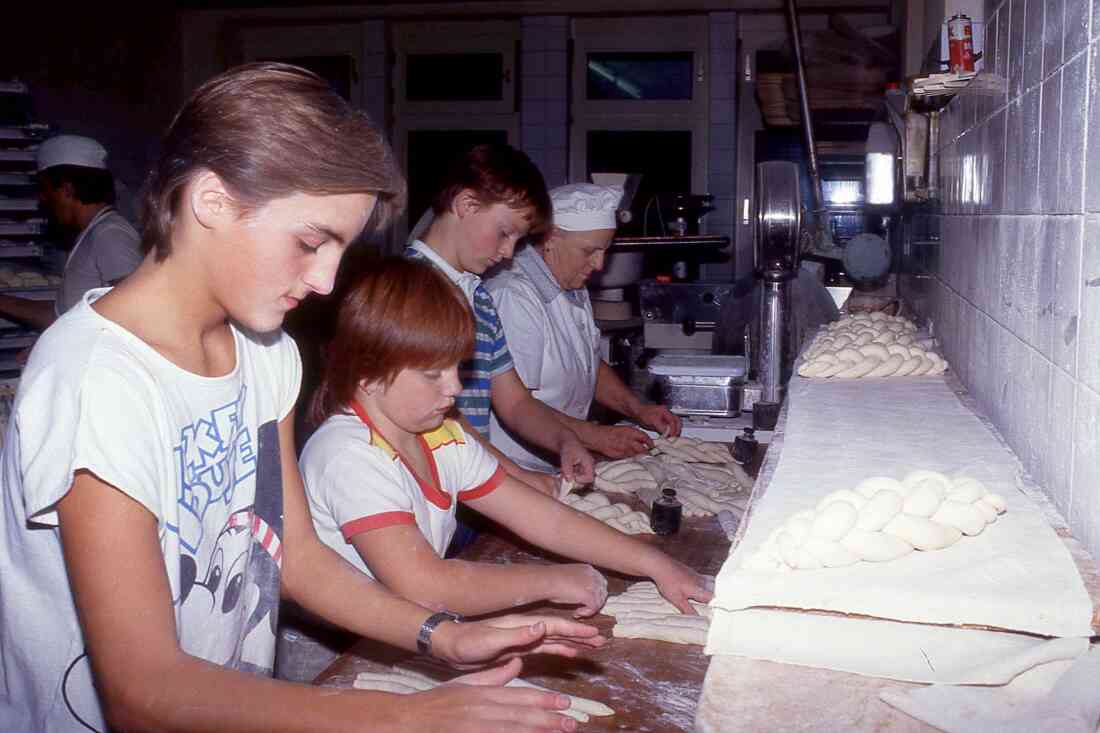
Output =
[
  {"x1": 141, "y1": 62, "x2": 405, "y2": 260},
  {"x1": 309, "y1": 257, "x2": 475, "y2": 426}
]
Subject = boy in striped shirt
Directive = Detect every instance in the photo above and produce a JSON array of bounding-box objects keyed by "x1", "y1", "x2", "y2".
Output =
[{"x1": 405, "y1": 144, "x2": 593, "y2": 500}]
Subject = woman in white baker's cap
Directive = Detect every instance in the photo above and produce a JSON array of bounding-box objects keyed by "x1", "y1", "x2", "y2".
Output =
[{"x1": 486, "y1": 183, "x2": 681, "y2": 469}]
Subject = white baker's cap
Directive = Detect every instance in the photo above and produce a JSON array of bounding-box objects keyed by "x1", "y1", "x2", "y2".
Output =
[
  {"x1": 35, "y1": 135, "x2": 109, "y2": 172},
  {"x1": 550, "y1": 183, "x2": 624, "y2": 231}
]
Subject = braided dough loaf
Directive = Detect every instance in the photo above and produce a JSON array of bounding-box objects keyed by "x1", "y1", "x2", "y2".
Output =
[
  {"x1": 592, "y1": 452, "x2": 749, "y2": 518},
  {"x1": 562, "y1": 490, "x2": 654, "y2": 534},
  {"x1": 602, "y1": 581, "x2": 711, "y2": 645},
  {"x1": 649, "y1": 436, "x2": 732, "y2": 464},
  {"x1": 798, "y1": 312, "x2": 948, "y2": 379},
  {"x1": 742, "y1": 471, "x2": 1007, "y2": 572},
  {"x1": 353, "y1": 665, "x2": 615, "y2": 722}
]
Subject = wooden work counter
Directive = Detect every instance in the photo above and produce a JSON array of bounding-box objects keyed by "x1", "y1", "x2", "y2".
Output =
[{"x1": 314, "y1": 448, "x2": 762, "y2": 732}]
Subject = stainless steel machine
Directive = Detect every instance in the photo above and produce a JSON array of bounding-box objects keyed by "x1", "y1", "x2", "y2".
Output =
[{"x1": 752, "y1": 160, "x2": 802, "y2": 430}]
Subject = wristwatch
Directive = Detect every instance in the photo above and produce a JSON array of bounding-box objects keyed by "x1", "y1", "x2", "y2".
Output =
[{"x1": 417, "y1": 610, "x2": 462, "y2": 656}]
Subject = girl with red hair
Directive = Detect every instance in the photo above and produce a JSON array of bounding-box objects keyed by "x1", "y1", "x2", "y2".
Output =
[{"x1": 301, "y1": 257, "x2": 710, "y2": 627}]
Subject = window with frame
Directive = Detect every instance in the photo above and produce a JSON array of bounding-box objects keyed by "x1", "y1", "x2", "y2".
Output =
[{"x1": 570, "y1": 16, "x2": 709, "y2": 235}]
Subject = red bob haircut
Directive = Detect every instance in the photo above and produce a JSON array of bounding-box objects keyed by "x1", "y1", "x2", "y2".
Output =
[{"x1": 309, "y1": 257, "x2": 475, "y2": 426}]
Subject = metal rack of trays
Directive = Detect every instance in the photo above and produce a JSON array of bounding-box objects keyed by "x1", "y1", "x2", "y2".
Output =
[{"x1": 0, "y1": 80, "x2": 59, "y2": 374}]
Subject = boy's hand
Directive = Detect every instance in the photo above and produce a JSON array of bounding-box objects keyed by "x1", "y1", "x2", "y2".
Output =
[{"x1": 547, "y1": 564, "x2": 609, "y2": 617}]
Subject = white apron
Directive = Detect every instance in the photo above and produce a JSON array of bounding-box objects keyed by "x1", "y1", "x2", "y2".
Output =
[{"x1": 485, "y1": 247, "x2": 601, "y2": 471}]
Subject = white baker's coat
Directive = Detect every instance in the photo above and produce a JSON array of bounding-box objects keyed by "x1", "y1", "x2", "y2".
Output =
[{"x1": 485, "y1": 246, "x2": 601, "y2": 471}]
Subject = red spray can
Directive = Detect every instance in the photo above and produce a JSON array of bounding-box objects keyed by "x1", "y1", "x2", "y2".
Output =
[{"x1": 948, "y1": 14, "x2": 975, "y2": 73}]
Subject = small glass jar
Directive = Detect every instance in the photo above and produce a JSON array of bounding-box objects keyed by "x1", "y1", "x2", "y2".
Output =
[{"x1": 651, "y1": 488, "x2": 683, "y2": 535}]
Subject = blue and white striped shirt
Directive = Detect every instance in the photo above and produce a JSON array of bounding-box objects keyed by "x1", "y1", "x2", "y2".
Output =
[{"x1": 405, "y1": 241, "x2": 514, "y2": 436}]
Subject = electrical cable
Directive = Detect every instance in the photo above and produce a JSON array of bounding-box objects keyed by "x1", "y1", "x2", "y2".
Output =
[{"x1": 62, "y1": 651, "x2": 103, "y2": 733}]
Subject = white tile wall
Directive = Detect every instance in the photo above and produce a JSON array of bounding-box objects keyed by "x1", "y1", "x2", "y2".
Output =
[
  {"x1": 1071, "y1": 380, "x2": 1100, "y2": 550},
  {"x1": 1066, "y1": 0, "x2": 1093, "y2": 61},
  {"x1": 706, "y1": 10, "x2": 738, "y2": 257},
  {"x1": 1022, "y1": 0, "x2": 1044, "y2": 90},
  {"x1": 1079, "y1": 216, "x2": 1100, "y2": 391},
  {"x1": 1043, "y1": 0, "x2": 1067, "y2": 74},
  {"x1": 907, "y1": 0, "x2": 1100, "y2": 558},
  {"x1": 520, "y1": 16, "x2": 569, "y2": 188}
]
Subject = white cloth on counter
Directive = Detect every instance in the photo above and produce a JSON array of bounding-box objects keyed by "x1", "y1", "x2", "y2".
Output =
[
  {"x1": 708, "y1": 607, "x2": 1088, "y2": 684},
  {"x1": 710, "y1": 376, "x2": 1094, "y2": 641},
  {"x1": 485, "y1": 245, "x2": 601, "y2": 471},
  {"x1": 879, "y1": 643, "x2": 1100, "y2": 733}
]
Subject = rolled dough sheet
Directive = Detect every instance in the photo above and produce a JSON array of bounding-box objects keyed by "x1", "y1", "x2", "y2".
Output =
[
  {"x1": 705, "y1": 607, "x2": 1089, "y2": 684},
  {"x1": 712, "y1": 377, "x2": 1094, "y2": 639}
]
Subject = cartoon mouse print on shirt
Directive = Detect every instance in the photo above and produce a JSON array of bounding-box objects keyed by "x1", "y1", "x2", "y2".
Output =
[{"x1": 170, "y1": 385, "x2": 284, "y2": 672}]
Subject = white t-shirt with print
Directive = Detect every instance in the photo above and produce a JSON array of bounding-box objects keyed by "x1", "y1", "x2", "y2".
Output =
[
  {"x1": 0, "y1": 288, "x2": 301, "y2": 732},
  {"x1": 301, "y1": 407, "x2": 503, "y2": 578}
]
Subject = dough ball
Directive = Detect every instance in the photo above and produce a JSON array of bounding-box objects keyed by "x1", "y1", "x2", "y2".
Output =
[
  {"x1": 902, "y1": 470, "x2": 952, "y2": 495},
  {"x1": 948, "y1": 476, "x2": 988, "y2": 502},
  {"x1": 853, "y1": 476, "x2": 907, "y2": 499},
  {"x1": 930, "y1": 500, "x2": 988, "y2": 536},
  {"x1": 884, "y1": 513, "x2": 962, "y2": 551},
  {"x1": 902, "y1": 484, "x2": 943, "y2": 518},
  {"x1": 801, "y1": 536, "x2": 860, "y2": 567},
  {"x1": 816, "y1": 488, "x2": 867, "y2": 512},
  {"x1": 840, "y1": 528, "x2": 914, "y2": 562},
  {"x1": 856, "y1": 489, "x2": 905, "y2": 532},
  {"x1": 810, "y1": 500, "x2": 858, "y2": 541},
  {"x1": 981, "y1": 493, "x2": 1007, "y2": 513}
]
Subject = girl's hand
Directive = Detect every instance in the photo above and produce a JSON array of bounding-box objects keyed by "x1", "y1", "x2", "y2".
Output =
[
  {"x1": 431, "y1": 614, "x2": 606, "y2": 667},
  {"x1": 547, "y1": 564, "x2": 609, "y2": 617},
  {"x1": 651, "y1": 560, "x2": 714, "y2": 615}
]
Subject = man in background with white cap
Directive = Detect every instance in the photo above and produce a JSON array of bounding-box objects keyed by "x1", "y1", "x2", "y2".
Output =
[
  {"x1": 486, "y1": 183, "x2": 681, "y2": 470},
  {"x1": 0, "y1": 135, "x2": 141, "y2": 331}
]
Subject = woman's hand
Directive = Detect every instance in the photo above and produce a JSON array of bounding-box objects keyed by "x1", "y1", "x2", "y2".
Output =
[
  {"x1": 547, "y1": 564, "x2": 609, "y2": 617},
  {"x1": 393, "y1": 659, "x2": 578, "y2": 732},
  {"x1": 650, "y1": 559, "x2": 714, "y2": 615},
  {"x1": 590, "y1": 425, "x2": 653, "y2": 459},
  {"x1": 558, "y1": 433, "x2": 595, "y2": 484},
  {"x1": 635, "y1": 404, "x2": 682, "y2": 438},
  {"x1": 431, "y1": 613, "x2": 606, "y2": 667}
]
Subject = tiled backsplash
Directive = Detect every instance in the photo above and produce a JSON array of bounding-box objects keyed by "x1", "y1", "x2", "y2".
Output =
[{"x1": 904, "y1": 0, "x2": 1100, "y2": 558}]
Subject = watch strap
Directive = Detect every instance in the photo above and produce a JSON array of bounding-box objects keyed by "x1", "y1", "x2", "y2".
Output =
[{"x1": 416, "y1": 610, "x2": 461, "y2": 656}]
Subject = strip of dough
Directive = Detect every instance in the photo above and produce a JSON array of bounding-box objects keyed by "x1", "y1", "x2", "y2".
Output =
[{"x1": 353, "y1": 667, "x2": 616, "y2": 723}]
